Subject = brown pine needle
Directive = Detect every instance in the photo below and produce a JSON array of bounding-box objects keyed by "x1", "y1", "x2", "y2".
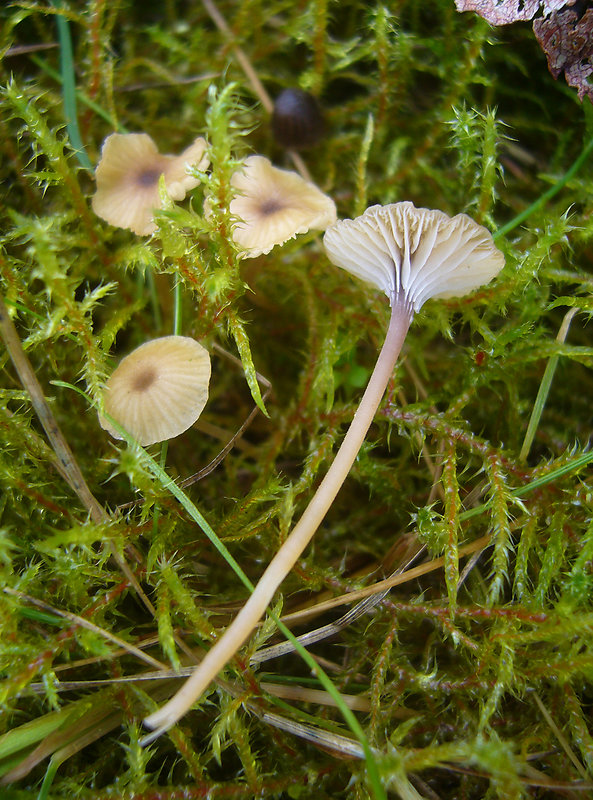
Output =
[{"x1": 279, "y1": 535, "x2": 492, "y2": 625}]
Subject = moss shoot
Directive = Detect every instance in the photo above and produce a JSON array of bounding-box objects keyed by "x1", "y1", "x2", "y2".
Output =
[{"x1": 1, "y1": 2, "x2": 593, "y2": 798}]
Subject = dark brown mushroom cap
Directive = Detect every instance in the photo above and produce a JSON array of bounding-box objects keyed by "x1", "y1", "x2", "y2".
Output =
[
  {"x1": 98, "y1": 336, "x2": 211, "y2": 446},
  {"x1": 271, "y1": 89, "x2": 325, "y2": 150},
  {"x1": 323, "y1": 202, "x2": 505, "y2": 311}
]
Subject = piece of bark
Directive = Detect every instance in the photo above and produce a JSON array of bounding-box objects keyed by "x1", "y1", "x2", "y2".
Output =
[
  {"x1": 455, "y1": 0, "x2": 593, "y2": 102},
  {"x1": 455, "y1": 0, "x2": 541, "y2": 24},
  {"x1": 533, "y1": 7, "x2": 593, "y2": 101}
]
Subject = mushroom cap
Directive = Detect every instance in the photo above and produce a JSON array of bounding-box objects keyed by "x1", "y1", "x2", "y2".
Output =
[
  {"x1": 323, "y1": 201, "x2": 505, "y2": 311},
  {"x1": 229, "y1": 155, "x2": 337, "y2": 257},
  {"x1": 98, "y1": 336, "x2": 211, "y2": 446},
  {"x1": 271, "y1": 89, "x2": 325, "y2": 150},
  {"x1": 92, "y1": 133, "x2": 209, "y2": 236}
]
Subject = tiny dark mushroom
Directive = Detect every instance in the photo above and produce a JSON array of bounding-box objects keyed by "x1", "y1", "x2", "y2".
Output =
[{"x1": 272, "y1": 88, "x2": 325, "y2": 150}]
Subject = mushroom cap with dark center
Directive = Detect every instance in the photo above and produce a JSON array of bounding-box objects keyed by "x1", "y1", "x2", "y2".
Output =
[
  {"x1": 323, "y1": 201, "x2": 505, "y2": 311},
  {"x1": 229, "y1": 155, "x2": 337, "y2": 257},
  {"x1": 92, "y1": 133, "x2": 209, "y2": 236},
  {"x1": 99, "y1": 335, "x2": 211, "y2": 446}
]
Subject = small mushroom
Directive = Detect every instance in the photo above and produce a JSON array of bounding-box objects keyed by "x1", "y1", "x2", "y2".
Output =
[
  {"x1": 99, "y1": 335, "x2": 211, "y2": 446},
  {"x1": 324, "y1": 202, "x2": 504, "y2": 311},
  {"x1": 144, "y1": 202, "x2": 504, "y2": 738},
  {"x1": 92, "y1": 133, "x2": 209, "y2": 236},
  {"x1": 228, "y1": 155, "x2": 336, "y2": 257},
  {"x1": 271, "y1": 89, "x2": 325, "y2": 150}
]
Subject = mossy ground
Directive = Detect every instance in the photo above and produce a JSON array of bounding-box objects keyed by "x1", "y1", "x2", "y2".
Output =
[{"x1": 1, "y1": 1, "x2": 593, "y2": 798}]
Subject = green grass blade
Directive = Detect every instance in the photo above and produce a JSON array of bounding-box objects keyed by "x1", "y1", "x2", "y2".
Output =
[{"x1": 51, "y1": 4, "x2": 93, "y2": 171}]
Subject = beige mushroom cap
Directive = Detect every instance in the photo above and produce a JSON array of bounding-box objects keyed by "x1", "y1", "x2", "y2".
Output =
[
  {"x1": 99, "y1": 336, "x2": 211, "y2": 446},
  {"x1": 323, "y1": 202, "x2": 505, "y2": 312},
  {"x1": 92, "y1": 133, "x2": 209, "y2": 236},
  {"x1": 229, "y1": 155, "x2": 337, "y2": 257}
]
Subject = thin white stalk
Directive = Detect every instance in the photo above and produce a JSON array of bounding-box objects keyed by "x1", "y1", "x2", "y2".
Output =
[{"x1": 144, "y1": 292, "x2": 414, "y2": 735}]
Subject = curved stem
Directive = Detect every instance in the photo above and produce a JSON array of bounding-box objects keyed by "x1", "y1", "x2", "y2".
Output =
[{"x1": 144, "y1": 294, "x2": 413, "y2": 735}]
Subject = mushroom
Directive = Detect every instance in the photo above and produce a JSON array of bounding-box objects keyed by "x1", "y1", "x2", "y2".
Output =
[
  {"x1": 92, "y1": 133, "x2": 209, "y2": 236},
  {"x1": 228, "y1": 155, "x2": 336, "y2": 257},
  {"x1": 144, "y1": 201, "x2": 504, "y2": 737},
  {"x1": 99, "y1": 335, "x2": 211, "y2": 446},
  {"x1": 271, "y1": 89, "x2": 325, "y2": 150}
]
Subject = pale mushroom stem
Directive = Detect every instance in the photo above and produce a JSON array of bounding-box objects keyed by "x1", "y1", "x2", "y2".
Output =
[{"x1": 144, "y1": 291, "x2": 414, "y2": 737}]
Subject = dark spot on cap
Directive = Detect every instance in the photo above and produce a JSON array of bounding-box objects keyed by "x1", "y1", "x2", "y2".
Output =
[
  {"x1": 259, "y1": 198, "x2": 286, "y2": 216},
  {"x1": 132, "y1": 367, "x2": 157, "y2": 391},
  {"x1": 136, "y1": 169, "x2": 161, "y2": 187}
]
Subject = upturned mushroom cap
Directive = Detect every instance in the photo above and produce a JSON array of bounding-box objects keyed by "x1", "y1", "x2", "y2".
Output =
[
  {"x1": 99, "y1": 336, "x2": 211, "y2": 446},
  {"x1": 92, "y1": 133, "x2": 209, "y2": 236},
  {"x1": 229, "y1": 155, "x2": 337, "y2": 257},
  {"x1": 323, "y1": 201, "x2": 504, "y2": 311}
]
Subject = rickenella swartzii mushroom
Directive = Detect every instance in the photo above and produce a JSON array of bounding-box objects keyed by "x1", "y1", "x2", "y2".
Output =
[
  {"x1": 228, "y1": 155, "x2": 336, "y2": 257},
  {"x1": 92, "y1": 133, "x2": 209, "y2": 236},
  {"x1": 99, "y1": 335, "x2": 211, "y2": 447},
  {"x1": 144, "y1": 201, "x2": 505, "y2": 738}
]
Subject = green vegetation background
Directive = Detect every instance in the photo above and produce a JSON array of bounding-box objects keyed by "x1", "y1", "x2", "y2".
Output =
[{"x1": 1, "y1": 1, "x2": 593, "y2": 798}]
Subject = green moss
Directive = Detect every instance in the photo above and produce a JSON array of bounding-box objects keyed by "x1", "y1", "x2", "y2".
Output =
[{"x1": 1, "y1": 1, "x2": 593, "y2": 797}]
